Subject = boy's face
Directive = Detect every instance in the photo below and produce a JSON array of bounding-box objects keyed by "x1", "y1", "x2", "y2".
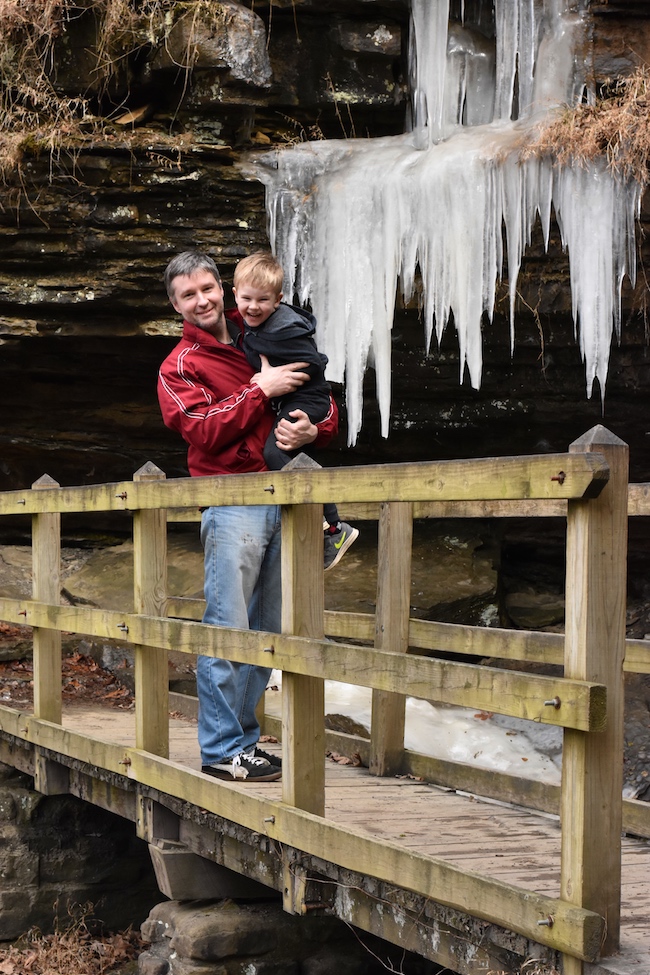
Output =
[{"x1": 233, "y1": 281, "x2": 282, "y2": 328}]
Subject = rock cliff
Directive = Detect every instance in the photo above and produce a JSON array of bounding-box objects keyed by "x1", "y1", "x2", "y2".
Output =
[{"x1": 0, "y1": 0, "x2": 649, "y2": 500}]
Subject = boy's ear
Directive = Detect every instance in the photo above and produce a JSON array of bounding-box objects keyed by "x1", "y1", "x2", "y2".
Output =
[{"x1": 276, "y1": 292, "x2": 283, "y2": 306}]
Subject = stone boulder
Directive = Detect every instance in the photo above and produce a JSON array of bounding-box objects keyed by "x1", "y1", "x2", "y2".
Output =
[
  {"x1": 139, "y1": 898, "x2": 439, "y2": 975},
  {"x1": 148, "y1": 1, "x2": 272, "y2": 88}
]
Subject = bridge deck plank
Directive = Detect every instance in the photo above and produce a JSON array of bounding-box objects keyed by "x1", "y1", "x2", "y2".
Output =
[{"x1": 57, "y1": 704, "x2": 650, "y2": 974}]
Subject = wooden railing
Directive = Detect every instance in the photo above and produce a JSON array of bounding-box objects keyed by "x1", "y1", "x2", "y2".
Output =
[{"x1": 0, "y1": 425, "x2": 641, "y2": 974}]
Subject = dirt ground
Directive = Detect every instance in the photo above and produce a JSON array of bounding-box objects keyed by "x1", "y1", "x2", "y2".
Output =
[{"x1": 0, "y1": 626, "x2": 134, "y2": 712}]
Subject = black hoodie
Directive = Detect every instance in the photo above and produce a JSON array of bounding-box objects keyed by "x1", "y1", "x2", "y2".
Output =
[{"x1": 241, "y1": 302, "x2": 329, "y2": 389}]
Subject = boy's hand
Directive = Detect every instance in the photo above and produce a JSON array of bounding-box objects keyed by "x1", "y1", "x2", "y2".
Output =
[
  {"x1": 276, "y1": 410, "x2": 318, "y2": 451},
  {"x1": 251, "y1": 354, "x2": 310, "y2": 398}
]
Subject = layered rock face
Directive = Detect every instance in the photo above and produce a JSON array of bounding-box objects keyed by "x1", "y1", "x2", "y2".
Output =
[
  {"x1": 0, "y1": 0, "x2": 649, "y2": 502},
  {"x1": 0, "y1": 764, "x2": 160, "y2": 938}
]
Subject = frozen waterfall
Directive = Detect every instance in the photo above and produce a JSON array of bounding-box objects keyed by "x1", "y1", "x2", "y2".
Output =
[{"x1": 245, "y1": 0, "x2": 642, "y2": 445}]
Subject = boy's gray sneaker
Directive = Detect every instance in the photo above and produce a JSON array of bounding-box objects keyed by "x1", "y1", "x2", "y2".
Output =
[
  {"x1": 324, "y1": 522, "x2": 359, "y2": 572},
  {"x1": 202, "y1": 751, "x2": 281, "y2": 781}
]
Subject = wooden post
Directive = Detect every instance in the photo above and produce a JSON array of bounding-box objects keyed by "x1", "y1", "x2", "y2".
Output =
[
  {"x1": 34, "y1": 753, "x2": 70, "y2": 795},
  {"x1": 561, "y1": 426, "x2": 628, "y2": 972},
  {"x1": 32, "y1": 474, "x2": 62, "y2": 724},
  {"x1": 133, "y1": 462, "x2": 169, "y2": 757},
  {"x1": 281, "y1": 501, "x2": 325, "y2": 816},
  {"x1": 370, "y1": 501, "x2": 413, "y2": 776}
]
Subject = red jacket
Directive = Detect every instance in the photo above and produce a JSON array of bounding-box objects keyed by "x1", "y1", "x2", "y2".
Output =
[{"x1": 157, "y1": 311, "x2": 338, "y2": 477}]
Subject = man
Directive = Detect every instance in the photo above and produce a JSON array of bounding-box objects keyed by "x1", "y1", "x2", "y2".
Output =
[{"x1": 158, "y1": 250, "x2": 338, "y2": 782}]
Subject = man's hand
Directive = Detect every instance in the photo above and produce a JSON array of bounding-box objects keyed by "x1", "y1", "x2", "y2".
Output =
[
  {"x1": 275, "y1": 410, "x2": 318, "y2": 452},
  {"x1": 251, "y1": 354, "x2": 310, "y2": 399}
]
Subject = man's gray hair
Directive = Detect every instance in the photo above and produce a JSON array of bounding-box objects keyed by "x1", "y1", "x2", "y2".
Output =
[{"x1": 164, "y1": 251, "x2": 221, "y2": 298}]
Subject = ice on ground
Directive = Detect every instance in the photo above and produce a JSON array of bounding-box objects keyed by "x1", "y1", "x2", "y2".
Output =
[{"x1": 265, "y1": 670, "x2": 562, "y2": 785}]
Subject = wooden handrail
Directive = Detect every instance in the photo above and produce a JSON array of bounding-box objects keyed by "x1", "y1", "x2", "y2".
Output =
[
  {"x1": 0, "y1": 432, "x2": 638, "y2": 969},
  {"x1": 165, "y1": 600, "x2": 650, "y2": 675},
  {"x1": 0, "y1": 596, "x2": 607, "y2": 732},
  {"x1": 165, "y1": 479, "x2": 650, "y2": 523},
  {"x1": 0, "y1": 451, "x2": 609, "y2": 516},
  {"x1": 370, "y1": 501, "x2": 413, "y2": 775}
]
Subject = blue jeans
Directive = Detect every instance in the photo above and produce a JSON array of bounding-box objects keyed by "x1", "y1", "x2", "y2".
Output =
[{"x1": 197, "y1": 504, "x2": 282, "y2": 766}]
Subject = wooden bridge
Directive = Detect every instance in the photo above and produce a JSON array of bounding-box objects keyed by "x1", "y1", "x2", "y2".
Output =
[{"x1": 0, "y1": 424, "x2": 649, "y2": 975}]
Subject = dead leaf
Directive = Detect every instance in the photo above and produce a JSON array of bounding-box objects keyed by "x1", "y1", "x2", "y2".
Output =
[{"x1": 112, "y1": 104, "x2": 152, "y2": 127}]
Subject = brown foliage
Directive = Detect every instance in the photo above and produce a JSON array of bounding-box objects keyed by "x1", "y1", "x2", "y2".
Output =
[
  {"x1": 525, "y1": 66, "x2": 650, "y2": 185},
  {"x1": 0, "y1": 0, "x2": 218, "y2": 179},
  {"x1": 0, "y1": 651, "x2": 134, "y2": 709},
  {"x1": 0, "y1": 903, "x2": 143, "y2": 974},
  {"x1": 0, "y1": 0, "x2": 92, "y2": 168}
]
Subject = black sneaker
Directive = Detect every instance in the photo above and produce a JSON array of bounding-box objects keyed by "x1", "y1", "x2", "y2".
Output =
[
  {"x1": 202, "y1": 752, "x2": 281, "y2": 781},
  {"x1": 324, "y1": 522, "x2": 359, "y2": 571},
  {"x1": 250, "y1": 745, "x2": 282, "y2": 768}
]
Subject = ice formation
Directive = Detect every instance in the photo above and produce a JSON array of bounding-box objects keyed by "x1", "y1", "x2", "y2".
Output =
[
  {"x1": 265, "y1": 671, "x2": 563, "y2": 784},
  {"x1": 245, "y1": 0, "x2": 641, "y2": 444}
]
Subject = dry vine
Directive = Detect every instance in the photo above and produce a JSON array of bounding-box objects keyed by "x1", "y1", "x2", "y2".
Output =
[
  {"x1": 524, "y1": 65, "x2": 650, "y2": 185},
  {"x1": 0, "y1": 0, "x2": 231, "y2": 180}
]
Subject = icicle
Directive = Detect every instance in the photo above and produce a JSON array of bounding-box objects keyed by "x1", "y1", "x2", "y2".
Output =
[
  {"x1": 245, "y1": 0, "x2": 641, "y2": 445},
  {"x1": 552, "y1": 163, "x2": 641, "y2": 403},
  {"x1": 409, "y1": 0, "x2": 450, "y2": 142},
  {"x1": 532, "y1": 1, "x2": 590, "y2": 113},
  {"x1": 445, "y1": 24, "x2": 495, "y2": 127}
]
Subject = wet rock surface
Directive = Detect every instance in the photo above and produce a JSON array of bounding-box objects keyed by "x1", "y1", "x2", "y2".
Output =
[{"x1": 0, "y1": 764, "x2": 160, "y2": 940}]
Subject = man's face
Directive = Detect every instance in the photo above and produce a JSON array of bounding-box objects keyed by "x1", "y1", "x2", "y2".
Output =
[
  {"x1": 170, "y1": 270, "x2": 224, "y2": 333},
  {"x1": 233, "y1": 282, "x2": 282, "y2": 328}
]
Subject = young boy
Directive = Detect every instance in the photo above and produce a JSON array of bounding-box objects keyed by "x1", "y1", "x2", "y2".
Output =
[{"x1": 233, "y1": 251, "x2": 358, "y2": 571}]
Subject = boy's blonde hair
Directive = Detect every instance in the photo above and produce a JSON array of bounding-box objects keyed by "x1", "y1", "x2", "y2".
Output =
[{"x1": 233, "y1": 251, "x2": 284, "y2": 295}]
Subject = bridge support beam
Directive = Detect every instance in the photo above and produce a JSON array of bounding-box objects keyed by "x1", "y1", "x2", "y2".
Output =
[
  {"x1": 33, "y1": 753, "x2": 69, "y2": 796},
  {"x1": 149, "y1": 839, "x2": 272, "y2": 901}
]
